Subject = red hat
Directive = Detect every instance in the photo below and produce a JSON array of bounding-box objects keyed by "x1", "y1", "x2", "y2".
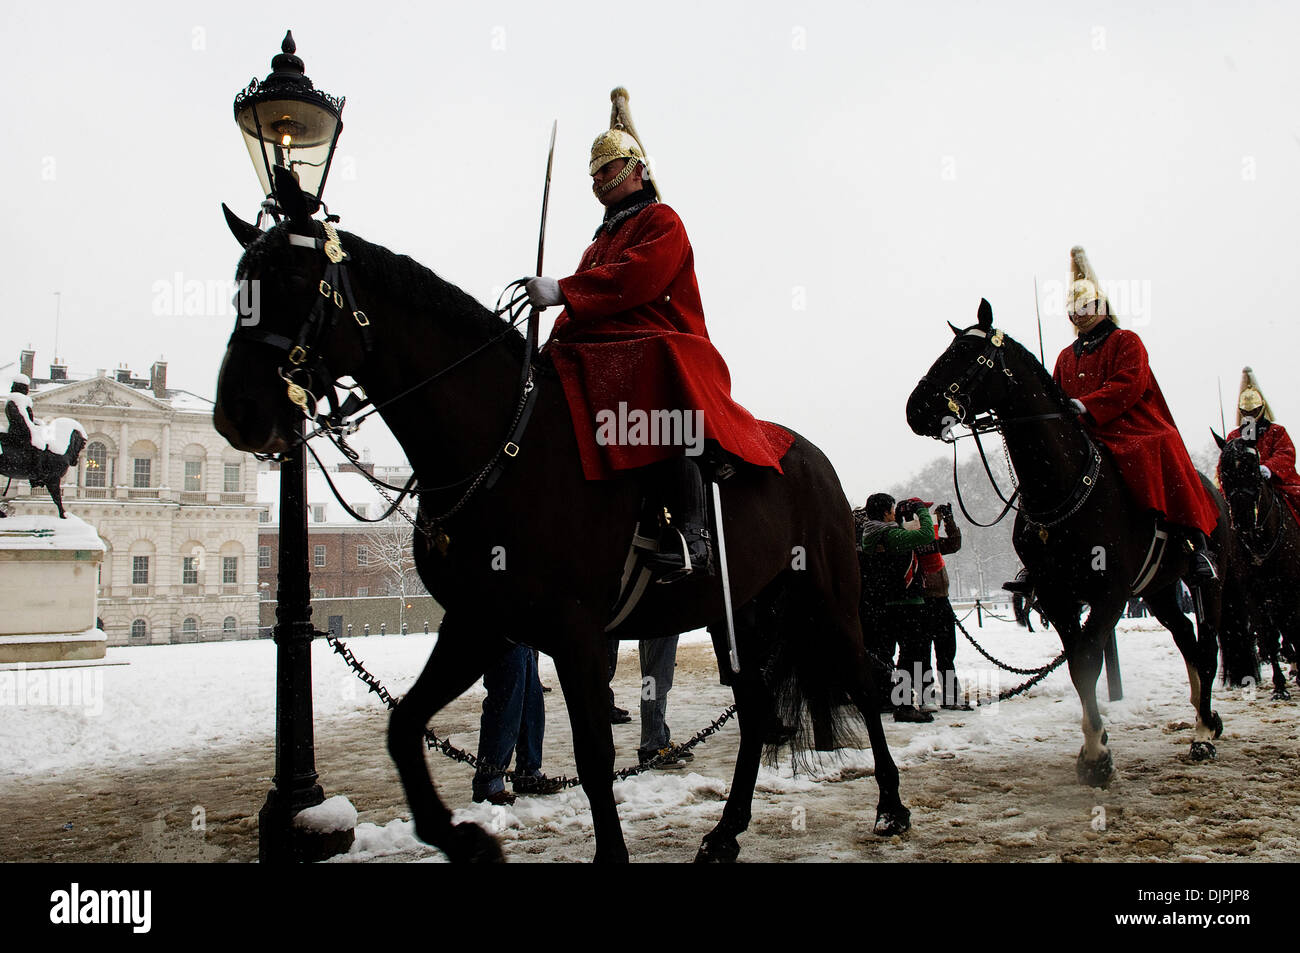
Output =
[{"x1": 903, "y1": 497, "x2": 934, "y2": 508}]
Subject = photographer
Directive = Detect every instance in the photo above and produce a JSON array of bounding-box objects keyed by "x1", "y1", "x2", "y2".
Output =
[
  {"x1": 858, "y1": 493, "x2": 937, "y2": 723},
  {"x1": 913, "y1": 501, "x2": 969, "y2": 710}
]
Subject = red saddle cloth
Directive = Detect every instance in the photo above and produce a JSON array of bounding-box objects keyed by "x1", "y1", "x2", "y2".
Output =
[
  {"x1": 1053, "y1": 326, "x2": 1219, "y2": 536},
  {"x1": 546, "y1": 202, "x2": 793, "y2": 480}
]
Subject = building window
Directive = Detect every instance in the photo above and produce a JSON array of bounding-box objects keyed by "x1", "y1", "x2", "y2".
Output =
[
  {"x1": 356, "y1": 545, "x2": 368, "y2": 567},
  {"x1": 258, "y1": 546, "x2": 271, "y2": 569},
  {"x1": 312, "y1": 504, "x2": 326, "y2": 523},
  {"x1": 182, "y1": 556, "x2": 199, "y2": 585},
  {"x1": 132, "y1": 555, "x2": 150, "y2": 585},
  {"x1": 133, "y1": 457, "x2": 151, "y2": 488},
  {"x1": 130, "y1": 619, "x2": 148, "y2": 642},
  {"x1": 312, "y1": 588, "x2": 327, "y2": 598},
  {"x1": 355, "y1": 503, "x2": 369, "y2": 518},
  {"x1": 184, "y1": 460, "x2": 202, "y2": 491},
  {"x1": 258, "y1": 509, "x2": 270, "y2": 524},
  {"x1": 223, "y1": 616, "x2": 237, "y2": 633},
  {"x1": 85, "y1": 442, "x2": 107, "y2": 487},
  {"x1": 356, "y1": 587, "x2": 368, "y2": 597},
  {"x1": 223, "y1": 463, "x2": 241, "y2": 493},
  {"x1": 314, "y1": 545, "x2": 326, "y2": 568},
  {"x1": 182, "y1": 617, "x2": 198, "y2": 635},
  {"x1": 222, "y1": 556, "x2": 238, "y2": 585}
]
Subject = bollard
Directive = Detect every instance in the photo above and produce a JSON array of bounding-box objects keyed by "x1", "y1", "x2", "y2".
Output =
[
  {"x1": 976, "y1": 599, "x2": 983, "y2": 628},
  {"x1": 346, "y1": 623, "x2": 353, "y2": 637},
  {"x1": 423, "y1": 621, "x2": 429, "y2": 634},
  {"x1": 363, "y1": 623, "x2": 370, "y2": 637},
  {"x1": 380, "y1": 622, "x2": 386, "y2": 637}
]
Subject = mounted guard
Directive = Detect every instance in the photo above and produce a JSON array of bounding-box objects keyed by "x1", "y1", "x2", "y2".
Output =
[
  {"x1": 1050, "y1": 246, "x2": 1220, "y2": 585},
  {"x1": 526, "y1": 87, "x2": 794, "y2": 582},
  {"x1": 1219, "y1": 367, "x2": 1300, "y2": 524}
]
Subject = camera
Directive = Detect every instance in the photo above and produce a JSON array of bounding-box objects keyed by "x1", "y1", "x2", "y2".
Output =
[
  {"x1": 895, "y1": 499, "x2": 917, "y2": 521},
  {"x1": 935, "y1": 502, "x2": 953, "y2": 521}
]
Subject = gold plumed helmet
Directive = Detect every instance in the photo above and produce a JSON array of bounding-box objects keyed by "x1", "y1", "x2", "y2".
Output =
[
  {"x1": 589, "y1": 87, "x2": 659, "y2": 199},
  {"x1": 1237, "y1": 366, "x2": 1274, "y2": 424},
  {"x1": 1067, "y1": 246, "x2": 1113, "y2": 328}
]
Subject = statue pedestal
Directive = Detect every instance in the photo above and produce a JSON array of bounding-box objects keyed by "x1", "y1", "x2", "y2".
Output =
[{"x1": 0, "y1": 515, "x2": 106, "y2": 663}]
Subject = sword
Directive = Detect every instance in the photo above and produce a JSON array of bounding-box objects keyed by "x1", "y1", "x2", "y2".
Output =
[
  {"x1": 536, "y1": 120, "x2": 557, "y2": 277},
  {"x1": 1033, "y1": 276, "x2": 1045, "y2": 367},
  {"x1": 712, "y1": 481, "x2": 741, "y2": 674}
]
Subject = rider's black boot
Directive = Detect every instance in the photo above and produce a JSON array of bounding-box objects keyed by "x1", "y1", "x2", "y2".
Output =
[
  {"x1": 1183, "y1": 529, "x2": 1218, "y2": 586},
  {"x1": 645, "y1": 456, "x2": 714, "y2": 584}
]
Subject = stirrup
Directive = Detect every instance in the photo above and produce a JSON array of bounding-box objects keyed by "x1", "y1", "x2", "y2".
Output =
[{"x1": 647, "y1": 526, "x2": 713, "y2": 584}]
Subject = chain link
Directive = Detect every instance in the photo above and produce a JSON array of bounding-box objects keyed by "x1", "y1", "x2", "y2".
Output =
[{"x1": 324, "y1": 629, "x2": 736, "y2": 786}]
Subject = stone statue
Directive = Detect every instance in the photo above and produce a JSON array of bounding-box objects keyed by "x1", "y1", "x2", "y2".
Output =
[{"x1": 1, "y1": 376, "x2": 87, "y2": 518}]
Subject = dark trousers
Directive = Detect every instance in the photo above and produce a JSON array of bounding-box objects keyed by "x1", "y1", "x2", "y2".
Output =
[
  {"x1": 473, "y1": 644, "x2": 545, "y2": 798},
  {"x1": 922, "y1": 596, "x2": 962, "y2": 705},
  {"x1": 883, "y1": 602, "x2": 931, "y2": 707}
]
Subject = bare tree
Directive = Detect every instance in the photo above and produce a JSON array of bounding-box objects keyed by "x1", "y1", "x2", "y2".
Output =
[{"x1": 362, "y1": 510, "x2": 426, "y2": 632}]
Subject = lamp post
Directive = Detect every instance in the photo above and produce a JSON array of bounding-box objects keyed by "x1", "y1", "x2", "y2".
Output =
[{"x1": 234, "y1": 31, "x2": 351, "y2": 863}]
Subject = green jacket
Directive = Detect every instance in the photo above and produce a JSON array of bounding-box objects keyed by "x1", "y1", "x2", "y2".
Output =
[{"x1": 859, "y1": 507, "x2": 934, "y2": 607}]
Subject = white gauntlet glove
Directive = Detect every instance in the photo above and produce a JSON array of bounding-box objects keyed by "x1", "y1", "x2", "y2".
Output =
[
  {"x1": 525, "y1": 276, "x2": 563, "y2": 308},
  {"x1": 1260, "y1": 464, "x2": 1272, "y2": 480},
  {"x1": 1069, "y1": 399, "x2": 1087, "y2": 416}
]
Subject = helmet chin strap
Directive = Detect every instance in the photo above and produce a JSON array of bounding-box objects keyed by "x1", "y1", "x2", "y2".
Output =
[{"x1": 594, "y1": 157, "x2": 640, "y2": 196}]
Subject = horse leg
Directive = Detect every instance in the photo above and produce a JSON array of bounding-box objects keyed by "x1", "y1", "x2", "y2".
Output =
[
  {"x1": 1145, "y1": 587, "x2": 1223, "y2": 761},
  {"x1": 551, "y1": 626, "x2": 629, "y2": 863},
  {"x1": 46, "y1": 477, "x2": 67, "y2": 519},
  {"x1": 695, "y1": 656, "x2": 768, "y2": 863},
  {"x1": 848, "y1": 670, "x2": 911, "y2": 835},
  {"x1": 387, "y1": 613, "x2": 508, "y2": 862},
  {"x1": 1064, "y1": 599, "x2": 1123, "y2": 787}
]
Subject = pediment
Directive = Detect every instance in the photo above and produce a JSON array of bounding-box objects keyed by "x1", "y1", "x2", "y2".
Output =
[{"x1": 35, "y1": 378, "x2": 170, "y2": 415}]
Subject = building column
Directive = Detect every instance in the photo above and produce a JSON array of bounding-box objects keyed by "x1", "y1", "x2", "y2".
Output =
[{"x1": 117, "y1": 420, "x2": 129, "y2": 497}]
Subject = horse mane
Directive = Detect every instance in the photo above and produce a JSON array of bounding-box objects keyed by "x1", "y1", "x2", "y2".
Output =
[
  {"x1": 237, "y1": 223, "x2": 527, "y2": 355},
  {"x1": 997, "y1": 331, "x2": 1078, "y2": 420}
]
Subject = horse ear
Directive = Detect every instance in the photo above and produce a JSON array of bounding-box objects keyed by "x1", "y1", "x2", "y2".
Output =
[
  {"x1": 947, "y1": 321, "x2": 962, "y2": 336},
  {"x1": 977, "y1": 298, "x2": 993, "y2": 329},
  {"x1": 222, "y1": 203, "x2": 263, "y2": 249},
  {"x1": 273, "y1": 165, "x2": 315, "y2": 233},
  {"x1": 1212, "y1": 429, "x2": 1226, "y2": 451}
]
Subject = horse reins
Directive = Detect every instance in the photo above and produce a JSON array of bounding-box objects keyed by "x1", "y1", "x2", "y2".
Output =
[
  {"x1": 1225, "y1": 444, "x2": 1284, "y2": 565},
  {"x1": 939, "y1": 325, "x2": 1103, "y2": 540},
  {"x1": 231, "y1": 222, "x2": 542, "y2": 550}
]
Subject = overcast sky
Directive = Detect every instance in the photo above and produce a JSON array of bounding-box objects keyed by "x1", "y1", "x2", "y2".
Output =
[{"x1": 3, "y1": 1, "x2": 1297, "y2": 503}]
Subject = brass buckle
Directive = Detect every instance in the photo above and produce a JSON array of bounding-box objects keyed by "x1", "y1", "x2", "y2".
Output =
[
  {"x1": 504, "y1": 442, "x2": 520, "y2": 457},
  {"x1": 333, "y1": 291, "x2": 343, "y2": 309},
  {"x1": 319, "y1": 280, "x2": 331, "y2": 298},
  {"x1": 288, "y1": 346, "x2": 307, "y2": 365},
  {"x1": 353, "y1": 310, "x2": 369, "y2": 327}
]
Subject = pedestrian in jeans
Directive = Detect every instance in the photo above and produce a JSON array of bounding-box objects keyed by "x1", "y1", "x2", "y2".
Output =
[
  {"x1": 914, "y1": 501, "x2": 970, "y2": 709},
  {"x1": 472, "y1": 644, "x2": 565, "y2": 806}
]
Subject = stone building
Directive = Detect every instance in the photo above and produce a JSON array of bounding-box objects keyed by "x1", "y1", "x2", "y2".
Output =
[{"x1": 4, "y1": 350, "x2": 261, "y2": 646}]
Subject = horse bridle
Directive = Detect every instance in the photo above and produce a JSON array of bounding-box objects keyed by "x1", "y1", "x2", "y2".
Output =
[
  {"x1": 937, "y1": 325, "x2": 1102, "y2": 539},
  {"x1": 231, "y1": 221, "x2": 542, "y2": 550},
  {"x1": 234, "y1": 222, "x2": 377, "y2": 435},
  {"x1": 1224, "y1": 443, "x2": 1282, "y2": 565}
]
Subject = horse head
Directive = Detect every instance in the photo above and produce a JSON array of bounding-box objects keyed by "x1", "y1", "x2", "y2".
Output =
[
  {"x1": 906, "y1": 298, "x2": 1020, "y2": 439},
  {"x1": 1215, "y1": 430, "x2": 1264, "y2": 530},
  {"x1": 214, "y1": 167, "x2": 375, "y2": 455}
]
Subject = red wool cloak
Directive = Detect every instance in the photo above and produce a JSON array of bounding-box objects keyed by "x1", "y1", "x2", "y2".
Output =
[
  {"x1": 546, "y1": 202, "x2": 794, "y2": 480},
  {"x1": 1220, "y1": 421, "x2": 1300, "y2": 524},
  {"x1": 1053, "y1": 326, "x2": 1219, "y2": 535}
]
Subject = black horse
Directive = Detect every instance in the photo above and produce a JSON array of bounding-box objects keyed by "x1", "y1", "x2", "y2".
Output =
[
  {"x1": 1215, "y1": 433, "x2": 1300, "y2": 699},
  {"x1": 0, "y1": 421, "x2": 86, "y2": 519},
  {"x1": 212, "y1": 172, "x2": 908, "y2": 862},
  {"x1": 906, "y1": 300, "x2": 1228, "y2": 784}
]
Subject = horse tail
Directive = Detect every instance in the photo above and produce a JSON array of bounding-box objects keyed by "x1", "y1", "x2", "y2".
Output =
[{"x1": 746, "y1": 574, "x2": 866, "y2": 767}]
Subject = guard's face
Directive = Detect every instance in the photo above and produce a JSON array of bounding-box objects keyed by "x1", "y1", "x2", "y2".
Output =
[
  {"x1": 591, "y1": 158, "x2": 643, "y2": 206},
  {"x1": 1068, "y1": 301, "x2": 1107, "y2": 333}
]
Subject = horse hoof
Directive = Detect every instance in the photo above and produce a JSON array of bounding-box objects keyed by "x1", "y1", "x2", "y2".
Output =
[
  {"x1": 1189, "y1": 741, "x2": 1217, "y2": 762},
  {"x1": 444, "y1": 822, "x2": 504, "y2": 863},
  {"x1": 1272, "y1": 689, "x2": 1291, "y2": 702},
  {"x1": 1208, "y1": 711, "x2": 1223, "y2": 739},
  {"x1": 874, "y1": 807, "x2": 912, "y2": 836},
  {"x1": 694, "y1": 837, "x2": 740, "y2": 863},
  {"x1": 1076, "y1": 747, "x2": 1114, "y2": 788}
]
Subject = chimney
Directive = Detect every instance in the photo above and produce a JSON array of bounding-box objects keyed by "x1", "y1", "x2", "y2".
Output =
[
  {"x1": 150, "y1": 360, "x2": 167, "y2": 399},
  {"x1": 115, "y1": 366, "x2": 132, "y2": 383},
  {"x1": 19, "y1": 350, "x2": 34, "y2": 379},
  {"x1": 50, "y1": 362, "x2": 67, "y2": 381}
]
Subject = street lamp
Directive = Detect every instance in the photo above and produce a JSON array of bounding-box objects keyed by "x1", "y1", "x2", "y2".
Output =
[
  {"x1": 234, "y1": 30, "x2": 345, "y2": 225},
  {"x1": 233, "y1": 31, "x2": 351, "y2": 864}
]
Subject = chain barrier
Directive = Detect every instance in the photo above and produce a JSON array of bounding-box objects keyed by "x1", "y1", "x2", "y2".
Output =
[
  {"x1": 324, "y1": 629, "x2": 736, "y2": 787},
  {"x1": 953, "y1": 611, "x2": 1062, "y2": 676}
]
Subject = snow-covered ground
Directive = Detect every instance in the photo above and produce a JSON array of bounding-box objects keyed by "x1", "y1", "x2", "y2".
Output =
[{"x1": 2, "y1": 616, "x2": 1297, "y2": 863}]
